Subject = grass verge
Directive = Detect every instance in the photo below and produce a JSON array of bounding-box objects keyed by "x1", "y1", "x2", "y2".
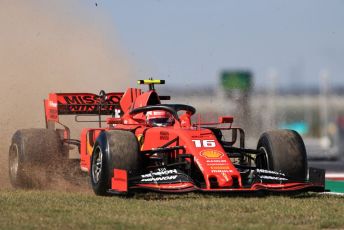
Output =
[{"x1": 0, "y1": 190, "x2": 343, "y2": 230}]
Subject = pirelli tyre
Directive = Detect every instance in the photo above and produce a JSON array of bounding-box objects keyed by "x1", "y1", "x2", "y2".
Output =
[
  {"x1": 8, "y1": 129, "x2": 64, "y2": 188},
  {"x1": 256, "y1": 129, "x2": 308, "y2": 181},
  {"x1": 90, "y1": 130, "x2": 141, "y2": 196}
]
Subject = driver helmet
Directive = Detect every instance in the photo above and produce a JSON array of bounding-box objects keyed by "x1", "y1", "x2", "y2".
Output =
[{"x1": 146, "y1": 110, "x2": 174, "y2": 127}]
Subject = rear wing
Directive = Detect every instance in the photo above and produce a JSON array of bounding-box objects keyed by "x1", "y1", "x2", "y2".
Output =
[
  {"x1": 44, "y1": 92, "x2": 123, "y2": 128},
  {"x1": 44, "y1": 80, "x2": 169, "y2": 129}
]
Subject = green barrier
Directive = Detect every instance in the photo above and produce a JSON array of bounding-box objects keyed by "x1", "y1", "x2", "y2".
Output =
[{"x1": 325, "y1": 180, "x2": 344, "y2": 193}]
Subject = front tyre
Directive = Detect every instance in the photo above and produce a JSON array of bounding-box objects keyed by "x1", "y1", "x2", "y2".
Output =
[
  {"x1": 256, "y1": 129, "x2": 308, "y2": 180},
  {"x1": 90, "y1": 130, "x2": 140, "y2": 196}
]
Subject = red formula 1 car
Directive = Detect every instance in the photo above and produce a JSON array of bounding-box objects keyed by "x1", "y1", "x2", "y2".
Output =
[{"x1": 8, "y1": 80, "x2": 325, "y2": 195}]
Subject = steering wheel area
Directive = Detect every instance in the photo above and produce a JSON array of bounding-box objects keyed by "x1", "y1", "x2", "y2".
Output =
[{"x1": 129, "y1": 104, "x2": 196, "y2": 122}]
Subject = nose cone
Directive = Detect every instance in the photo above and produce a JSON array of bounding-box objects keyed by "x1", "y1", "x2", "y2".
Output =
[
  {"x1": 208, "y1": 174, "x2": 233, "y2": 188},
  {"x1": 208, "y1": 171, "x2": 240, "y2": 188}
]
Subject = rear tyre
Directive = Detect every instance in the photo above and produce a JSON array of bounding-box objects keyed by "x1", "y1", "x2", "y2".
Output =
[
  {"x1": 90, "y1": 130, "x2": 140, "y2": 196},
  {"x1": 256, "y1": 129, "x2": 308, "y2": 180},
  {"x1": 9, "y1": 129, "x2": 64, "y2": 188}
]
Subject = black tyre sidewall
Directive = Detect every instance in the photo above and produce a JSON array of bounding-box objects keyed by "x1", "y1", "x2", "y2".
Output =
[
  {"x1": 90, "y1": 132, "x2": 110, "y2": 196},
  {"x1": 256, "y1": 133, "x2": 274, "y2": 171},
  {"x1": 9, "y1": 131, "x2": 26, "y2": 188}
]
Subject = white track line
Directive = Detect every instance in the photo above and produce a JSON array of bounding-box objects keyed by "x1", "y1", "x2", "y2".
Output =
[
  {"x1": 320, "y1": 192, "x2": 344, "y2": 196},
  {"x1": 325, "y1": 172, "x2": 344, "y2": 180}
]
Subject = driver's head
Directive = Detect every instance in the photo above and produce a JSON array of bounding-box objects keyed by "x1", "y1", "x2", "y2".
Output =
[{"x1": 146, "y1": 110, "x2": 174, "y2": 127}]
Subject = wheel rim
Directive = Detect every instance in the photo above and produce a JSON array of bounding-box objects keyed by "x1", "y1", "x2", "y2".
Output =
[
  {"x1": 9, "y1": 144, "x2": 19, "y2": 181},
  {"x1": 257, "y1": 147, "x2": 270, "y2": 170},
  {"x1": 92, "y1": 146, "x2": 103, "y2": 184}
]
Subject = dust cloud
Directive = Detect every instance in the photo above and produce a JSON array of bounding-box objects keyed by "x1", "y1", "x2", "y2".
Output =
[{"x1": 0, "y1": 1, "x2": 133, "y2": 189}]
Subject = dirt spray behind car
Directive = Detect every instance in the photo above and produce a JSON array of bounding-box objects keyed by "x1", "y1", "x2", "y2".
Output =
[{"x1": 0, "y1": 1, "x2": 132, "y2": 189}]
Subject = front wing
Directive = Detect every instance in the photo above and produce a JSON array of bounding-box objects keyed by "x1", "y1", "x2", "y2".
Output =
[{"x1": 108, "y1": 168, "x2": 325, "y2": 195}]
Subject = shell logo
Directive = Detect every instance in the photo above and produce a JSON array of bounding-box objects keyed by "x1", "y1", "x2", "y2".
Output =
[
  {"x1": 210, "y1": 166, "x2": 230, "y2": 170},
  {"x1": 200, "y1": 150, "x2": 224, "y2": 159}
]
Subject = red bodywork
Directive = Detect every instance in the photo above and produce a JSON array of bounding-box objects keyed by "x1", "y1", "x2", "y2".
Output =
[{"x1": 44, "y1": 84, "x2": 325, "y2": 194}]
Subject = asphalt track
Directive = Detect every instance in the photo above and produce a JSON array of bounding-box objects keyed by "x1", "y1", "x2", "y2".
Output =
[{"x1": 308, "y1": 159, "x2": 344, "y2": 174}]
